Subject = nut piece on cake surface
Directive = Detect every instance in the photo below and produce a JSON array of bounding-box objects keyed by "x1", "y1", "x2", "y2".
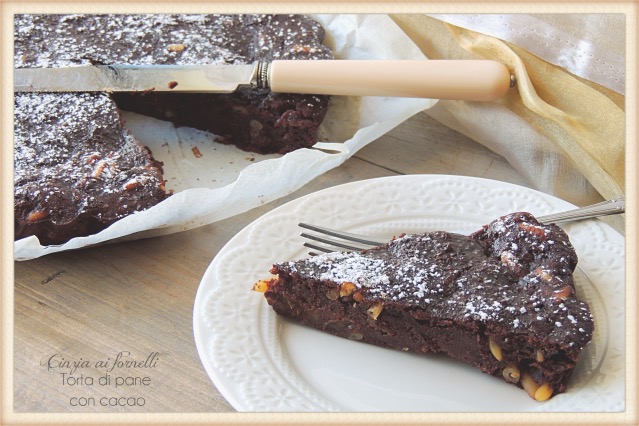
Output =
[
  {"x1": 488, "y1": 337, "x2": 503, "y2": 361},
  {"x1": 502, "y1": 365, "x2": 520, "y2": 384},
  {"x1": 252, "y1": 278, "x2": 276, "y2": 293},
  {"x1": 366, "y1": 302, "x2": 384, "y2": 320},
  {"x1": 340, "y1": 281, "x2": 357, "y2": 297},
  {"x1": 167, "y1": 43, "x2": 186, "y2": 52},
  {"x1": 534, "y1": 382, "x2": 554, "y2": 401}
]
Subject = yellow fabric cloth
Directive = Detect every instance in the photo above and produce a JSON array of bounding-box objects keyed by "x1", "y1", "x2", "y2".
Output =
[{"x1": 391, "y1": 14, "x2": 625, "y2": 232}]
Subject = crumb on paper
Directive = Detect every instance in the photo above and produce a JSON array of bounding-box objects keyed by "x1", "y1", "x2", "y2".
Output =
[
  {"x1": 168, "y1": 81, "x2": 178, "y2": 89},
  {"x1": 192, "y1": 146, "x2": 203, "y2": 158}
]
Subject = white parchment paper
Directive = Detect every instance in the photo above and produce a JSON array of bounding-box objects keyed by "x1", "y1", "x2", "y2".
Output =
[{"x1": 15, "y1": 14, "x2": 436, "y2": 260}]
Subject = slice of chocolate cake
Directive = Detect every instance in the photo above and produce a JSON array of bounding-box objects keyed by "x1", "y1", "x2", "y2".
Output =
[
  {"x1": 14, "y1": 92, "x2": 170, "y2": 245},
  {"x1": 256, "y1": 212, "x2": 594, "y2": 401},
  {"x1": 14, "y1": 14, "x2": 333, "y2": 244}
]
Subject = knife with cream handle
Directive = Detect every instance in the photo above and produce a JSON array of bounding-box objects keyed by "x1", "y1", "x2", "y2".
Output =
[{"x1": 14, "y1": 60, "x2": 513, "y2": 101}]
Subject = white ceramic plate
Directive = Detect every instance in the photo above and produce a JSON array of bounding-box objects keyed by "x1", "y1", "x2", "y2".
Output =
[{"x1": 193, "y1": 175, "x2": 625, "y2": 412}]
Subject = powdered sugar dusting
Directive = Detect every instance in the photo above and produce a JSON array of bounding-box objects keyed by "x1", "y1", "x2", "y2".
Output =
[
  {"x1": 15, "y1": 14, "x2": 332, "y2": 69},
  {"x1": 14, "y1": 91, "x2": 167, "y2": 240},
  {"x1": 276, "y1": 212, "x2": 594, "y2": 349},
  {"x1": 288, "y1": 252, "x2": 390, "y2": 288}
]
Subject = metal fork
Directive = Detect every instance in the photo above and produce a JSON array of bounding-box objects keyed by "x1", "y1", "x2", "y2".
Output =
[{"x1": 299, "y1": 197, "x2": 625, "y2": 254}]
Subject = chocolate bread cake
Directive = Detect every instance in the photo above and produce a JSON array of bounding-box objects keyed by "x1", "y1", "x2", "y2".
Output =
[
  {"x1": 14, "y1": 92, "x2": 170, "y2": 245},
  {"x1": 14, "y1": 14, "x2": 333, "y2": 244},
  {"x1": 256, "y1": 212, "x2": 594, "y2": 401}
]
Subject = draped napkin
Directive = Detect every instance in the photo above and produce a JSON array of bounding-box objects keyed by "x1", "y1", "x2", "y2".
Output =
[{"x1": 391, "y1": 14, "x2": 625, "y2": 233}]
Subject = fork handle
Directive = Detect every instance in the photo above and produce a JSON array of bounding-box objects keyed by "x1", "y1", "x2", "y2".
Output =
[
  {"x1": 266, "y1": 60, "x2": 512, "y2": 101},
  {"x1": 537, "y1": 198, "x2": 625, "y2": 224}
]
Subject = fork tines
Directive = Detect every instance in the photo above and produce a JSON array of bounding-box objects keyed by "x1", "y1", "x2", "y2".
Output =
[
  {"x1": 298, "y1": 198, "x2": 626, "y2": 255},
  {"x1": 298, "y1": 223, "x2": 386, "y2": 255}
]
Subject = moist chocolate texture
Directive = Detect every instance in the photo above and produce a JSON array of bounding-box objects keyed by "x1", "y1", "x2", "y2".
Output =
[
  {"x1": 262, "y1": 212, "x2": 594, "y2": 401},
  {"x1": 14, "y1": 92, "x2": 169, "y2": 245},
  {"x1": 14, "y1": 14, "x2": 332, "y2": 245}
]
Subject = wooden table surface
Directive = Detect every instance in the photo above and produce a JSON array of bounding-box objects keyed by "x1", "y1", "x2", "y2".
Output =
[{"x1": 13, "y1": 111, "x2": 536, "y2": 414}]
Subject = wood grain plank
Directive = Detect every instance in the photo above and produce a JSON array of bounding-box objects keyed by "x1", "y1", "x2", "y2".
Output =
[{"x1": 355, "y1": 112, "x2": 533, "y2": 187}]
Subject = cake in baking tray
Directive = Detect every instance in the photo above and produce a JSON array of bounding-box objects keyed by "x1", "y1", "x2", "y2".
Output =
[
  {"x1": 14, "y1": 14, "x2": 333, "y2": 245},
  {"x1": 255, "y1": 212, "x2": 594, "y2": 401}
]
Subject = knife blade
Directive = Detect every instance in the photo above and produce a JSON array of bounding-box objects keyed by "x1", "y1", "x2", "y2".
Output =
[
  {"x1": 14, "y1": 63, "x2": 259, "y2": 93},
  {"x1": 14, "y1": 60, "x2": 514, "y2": 101}
]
